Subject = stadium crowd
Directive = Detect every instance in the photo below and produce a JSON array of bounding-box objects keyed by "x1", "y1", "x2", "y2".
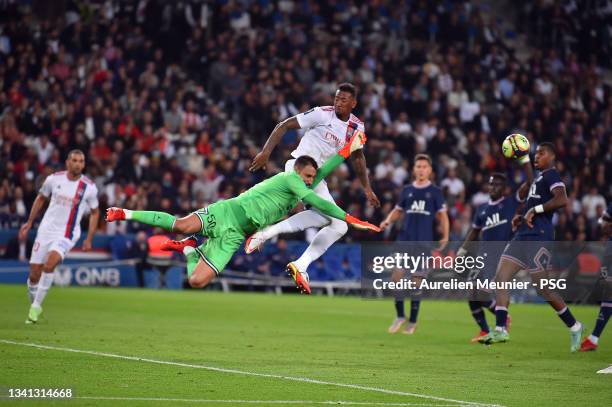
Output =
[{"x1": 0, "y1": 0, "x2": 611, "y2": 265}]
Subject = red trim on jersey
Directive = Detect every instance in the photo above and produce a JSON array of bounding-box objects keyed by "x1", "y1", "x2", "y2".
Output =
[
  {"x1": 82, "y1": 176, "x2": 94, "y2": 185},
  {"x1": 350, "y1": 113, "x2": 364, "y2": 124},
  {"x1": 321, "y1": 106, "x2": 334, "y2": 111},
  {"x1": 64, "y1": 180, "x2": 87, "y2": 239}
]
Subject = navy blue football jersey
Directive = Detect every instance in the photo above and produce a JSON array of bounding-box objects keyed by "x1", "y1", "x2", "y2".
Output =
[
  {"x1": 517, "y1": 168, "x2": 565, "y2": 239},
  {"x1": 396, "y1": 182, "x2": 446, "y2": 241},
  {"x1": 473, "y1": 194, "x2": 520, "y2": 241}
]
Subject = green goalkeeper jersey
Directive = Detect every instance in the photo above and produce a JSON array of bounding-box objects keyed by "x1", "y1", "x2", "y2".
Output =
[{"x1": 231, "y1": 170, "x2": 346, "y2": 230}]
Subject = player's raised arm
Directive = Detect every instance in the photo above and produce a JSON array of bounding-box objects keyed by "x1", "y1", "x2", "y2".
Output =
[
  {"x1": 301, "y1": 191, "x2": 379, "y2": 232},
  {"x1": 516, "y1": 157, "x2": 535, "y2": 202},
  {"x1": 250, "y1": 116, "x2": 301, "y2": 171}
]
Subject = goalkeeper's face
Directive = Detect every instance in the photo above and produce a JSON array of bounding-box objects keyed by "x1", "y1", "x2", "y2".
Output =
[{"x1": 296, "y1": 165, "x2": 317, "y2": 186}]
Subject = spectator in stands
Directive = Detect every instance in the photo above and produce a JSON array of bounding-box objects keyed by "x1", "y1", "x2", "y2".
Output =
[{"x1": 0, "y1": 0, "x2": 609, "y2": 278}]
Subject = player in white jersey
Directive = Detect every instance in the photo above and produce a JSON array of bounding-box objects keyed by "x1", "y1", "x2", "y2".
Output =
[
  {"x1": 18, "y1": 150, "x2": 99, "y2": 324},
  {"x1": 247, "y1": 83, "x2": 379, "y2": 281}
]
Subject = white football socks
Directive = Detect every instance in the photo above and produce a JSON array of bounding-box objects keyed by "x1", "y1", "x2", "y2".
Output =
[
  {"x1": 27, "y1": 278, "x2": 38, "y2": 303},
  {"x1": 570, "y1": 321, "x2": 582, "y2": 332},
  {"x1": 32, "y1": 272, "x2": 55, "y2": 308},
  {"x1": 261, "y1": 210, "x2": 328, "y2": 240},
  {"x1": 293, "y1": 223, "x2": 346, "y2": 273}
]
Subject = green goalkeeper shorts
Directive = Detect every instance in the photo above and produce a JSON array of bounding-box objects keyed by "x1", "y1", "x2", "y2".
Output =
[{"x1": 193, "y1": 200, "x2": 248, "y2": 275}]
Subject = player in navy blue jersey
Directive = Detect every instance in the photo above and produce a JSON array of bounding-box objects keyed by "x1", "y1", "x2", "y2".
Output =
[
  {"x1": 380, "y1": 154, "x2": 449, "y2": 334},
  {"x1": 480, "y1": 142, "x2": 585, "y2": 351},
  {"x1": 457, "y1": 167, "x2": 533, "y2": 342},
  {"x1": 580, "y1": 202, "x2": 612, "y2": 351}
]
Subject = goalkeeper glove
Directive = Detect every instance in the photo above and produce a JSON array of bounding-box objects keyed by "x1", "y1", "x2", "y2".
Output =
[{"x1": 345, "y1": 214, "x2": 381, "y2": 232}]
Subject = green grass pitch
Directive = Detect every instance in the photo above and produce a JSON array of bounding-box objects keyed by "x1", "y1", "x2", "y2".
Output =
[{"x1": 0, "y1": 284, "x2": 610, "y2": 407}]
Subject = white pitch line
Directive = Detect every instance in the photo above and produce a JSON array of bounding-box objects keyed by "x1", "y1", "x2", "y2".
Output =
[
  {"x1": 72, "y1": 397, "x2": 475, "y2": 406},
  {"x1": 596, "y1": 365, "x2": 612, "y2": 374},
  {"x1": 0, "y1": 339, "x2": 502, "y2": 407}
]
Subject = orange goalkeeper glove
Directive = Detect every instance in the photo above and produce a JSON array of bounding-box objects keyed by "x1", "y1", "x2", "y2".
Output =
[
  {"x1": 345, "y1": 214, "x2": 381, "y2": 232},
  {"x1": 338, "y1": 130, "x2": 367, "y2": 158}
]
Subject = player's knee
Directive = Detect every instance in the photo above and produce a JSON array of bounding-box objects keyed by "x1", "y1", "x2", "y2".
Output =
[
  {"x1": 330, "y1": 219, "x2": 348, "y2": 235},
  {"x1": 29, "y1": 271, "x2": 42, "y2": 284},
  {"x1": 188, "y1": 272, "x2": 215, "y2": 289},
  {"x1": 188, "y1": 274, "x2": 207, "y2": 288}
]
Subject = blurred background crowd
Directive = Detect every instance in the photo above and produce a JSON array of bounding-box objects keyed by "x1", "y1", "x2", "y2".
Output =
[{"x1": 1, "y1": 0, "x2": 611, "y2": 264}]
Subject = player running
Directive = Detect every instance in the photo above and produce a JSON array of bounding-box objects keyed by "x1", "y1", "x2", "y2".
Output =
[
  {"x1": 106, "y1": 132, "x2": 379, "y2": 294},
  {"x1": 479, "y1": 142, "x2": 585, "y2": 351},
  {"x1": 19, "y1": 150, "x2": 99, "y2": 324},
  {"x1": 247, "y1": 83, "x2": 380, "y2": 282},
  {"x1": 457, "y1": 167, "x2": 533, "y2": 342},
  {"x1": 379, "y1": 154, "x2": 449, "y2": 335},
  {"x1": 579, "y1": 201, "x2": 612, "y2": 351}
]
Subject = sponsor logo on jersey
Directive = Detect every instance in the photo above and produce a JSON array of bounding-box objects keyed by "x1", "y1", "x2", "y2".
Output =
[
  {"x1": 407, "y1": 200, "x2": 431, "y2": 215},
  {"x1": 482, "y1": 212, "x2": 508, "y2": 231}
]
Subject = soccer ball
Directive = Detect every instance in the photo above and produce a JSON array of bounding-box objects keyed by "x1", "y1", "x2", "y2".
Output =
[{"x1": 502, "y1": 133, "x2": 530, "y2": 159}]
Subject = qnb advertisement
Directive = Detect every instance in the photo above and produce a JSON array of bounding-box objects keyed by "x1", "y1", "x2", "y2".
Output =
[
  {"x1": 0, "y1": 260, "x2": 141, "y2": 287},
  {"x1": 361, "y1": 241, "x2": 611, "y2": 302}
]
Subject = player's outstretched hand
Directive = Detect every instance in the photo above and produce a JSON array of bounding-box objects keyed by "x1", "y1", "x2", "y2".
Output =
[
  {"x1": 345, "y1": 214, "x2": 381, "y2": 232},
  {"x1": 249, "y1": 151, "x2": 269, "y2": 172},
  {"x1": 365, "y1": 188, "x2": 381, "y2": 208},
  {"x1": 18, "y1": 222, "x2": 31, "y2": 242},
  {"x1": 524, "y1": 208, "x2": 536, "y2": 228},
  {"x1": 379, "y1": 219, "x2": 391, "y2": 231}
]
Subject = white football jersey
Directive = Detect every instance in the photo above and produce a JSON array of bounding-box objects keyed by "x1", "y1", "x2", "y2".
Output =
[
  {"x1": 292, "y1": 106, "x2": 365, "y2": 166},
  {"x1": 37, "y1": 171, "x2": 99, "y2": 241}
]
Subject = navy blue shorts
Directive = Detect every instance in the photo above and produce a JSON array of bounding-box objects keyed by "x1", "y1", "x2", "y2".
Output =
[{"x1": 501, "y1": 236, "x2": 552, "y2": 272}]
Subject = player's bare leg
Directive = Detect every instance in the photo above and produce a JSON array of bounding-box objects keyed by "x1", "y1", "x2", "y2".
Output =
[
  {"x1": 27, "y1": 264, "x2": 44, "y2": 303},
  {"x1": 479, "y1": 258, "x2": 521, "y2": 344},
  {"x1": 27, "y1": 250, "x2": 63, "y2": 324},
  {"x1": 188, "y1": 259, "x2": 217, "y2": 289},
  {"x1": 531, "y1": 269, "x2": 584, "y2": 352}
]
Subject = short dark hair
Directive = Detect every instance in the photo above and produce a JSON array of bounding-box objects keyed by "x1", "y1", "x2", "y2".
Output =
[
  {"x1": 490, "y1": 172, "x2": 507, "y2": 183},
  {"x1": 67, "y1": 149, "x2": 85, "y2": 159},
  {"x1": 414, "y1": 153, "x2": 432, "y2": 166},
  {"x1": 294, "y1": 155, "x2": 318, "y2": 170},
  {"x1": 538, "y1": 142, "x2": 556, "y2": 156},
  {"x1": 337, "y1": 82, "x2": 357, "y2": 98}
]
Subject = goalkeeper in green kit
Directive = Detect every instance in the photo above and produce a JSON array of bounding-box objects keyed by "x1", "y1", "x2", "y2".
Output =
[{"x1": 105, "y1": 131, "x2": 378, "y2": 294}]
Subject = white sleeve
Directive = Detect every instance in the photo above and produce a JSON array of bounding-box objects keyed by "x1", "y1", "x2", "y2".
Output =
[
  {"x1": 86, "y1": 185, "x2": 99, "y2": 210},
  {"x1": 296, "y1": 107, "x2": 327, "y2": 129},
  {"x1": 39, "y1": 176, "x2": 54, "y2": 198}
]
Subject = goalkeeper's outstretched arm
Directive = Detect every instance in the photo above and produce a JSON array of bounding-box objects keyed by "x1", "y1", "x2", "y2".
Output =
[{"x1": 301, "y1": 191, "x2": 380, "y2": 232}]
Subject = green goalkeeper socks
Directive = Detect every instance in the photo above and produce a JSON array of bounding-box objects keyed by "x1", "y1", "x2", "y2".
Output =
[{"x1": 129, "y1": 210, "x2": 176, "y2": 231}]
